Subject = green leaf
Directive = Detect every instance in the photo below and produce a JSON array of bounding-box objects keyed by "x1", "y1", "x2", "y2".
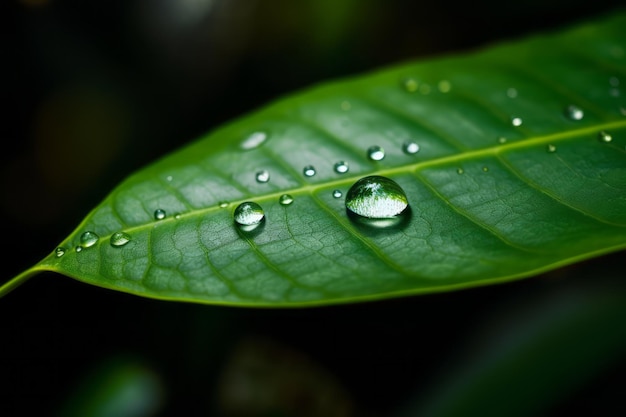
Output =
[{"x1": 3, "y1": 13, "x2": 626, "y2": 306}]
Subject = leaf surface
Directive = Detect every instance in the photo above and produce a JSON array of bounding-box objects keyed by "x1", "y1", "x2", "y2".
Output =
[{"x1": 5, "y1": 13, "x2": 626, "y2": 306}]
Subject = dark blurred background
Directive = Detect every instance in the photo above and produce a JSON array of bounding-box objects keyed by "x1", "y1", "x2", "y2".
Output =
[{"x1": 2, "y1": 1, "x2": 625, "y2": 416}]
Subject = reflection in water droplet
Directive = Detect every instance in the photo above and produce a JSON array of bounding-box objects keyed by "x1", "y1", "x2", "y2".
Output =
[
  {"x1": 80, "y1": 231, "x2": 99, "y2": 248},
  {"x1": 402, "y1": 78, "x2": 418, "y2": 92},
  {"x1": 367, "y1": 146, "x2": 385, "y2": 161},
  {"x1": 438, "y1": 80, "x2": 451, "y2": 93},
  {"x1": 303, "y1": 165, "x2": 316, "y2": 177},
  {"x1": 334, "y1": 161, "x2": 349, "y2": 174},
  {"x1": 511, "y1": 117, "x2": 523, "y2": 127},
  {"x1": 598, "y1": 131, "x2": 612, "y2": 143},
  {"x1": 241, "y1": 131, "x2": 268, "y2": 150},
  {"x1": 507, "y1": 88, "x2": 518, "y2": 98},
  {"x1": 218, "y1": 201, "x2": 229, "y2": 208},
  {"x1": 565, "y1": 105, "x2": 584, "y2": 121},
  {"x1": 341, "y1": 101, "x2": 351, "y2": 111},
  {"x1": 457, "y1": 168, "x2": 464, "y2": 174},
  {"x1": 255, "y1": 170, "x2": 270, "y2": 183},
  {"x1": 547, "y1": 144, "x2": 557, "y2": 153},
  {"x1": 55, "y1": 247, "x2": 65, "y2": 258},
  {"x1": 154, "y1": 209, "x2": 166, "y2": 220},
  {"x1": 403, "y1": 141, "x2": 419, "y2": 154},
  {"x1": 498, "y1": 137, "x2": 507, "y2": 144},
  {"x1": 110, "y1": 232, "x2": 131, "y2": 247},
  {"x1": 333, "y1": 190, "x2": 342, "y2": 198},
  {"x1": 345, "y1": 176, "x2": 408, "y2": 221},
  {"x1": 75, "y1": 246, "x2": 82, "y2": 253},
  {"x1": 234, "y1": 202, "x2": 265, "y2": 231},
  {"x1": 279, "y1": 194, "x2": 294, "y2": 205}
]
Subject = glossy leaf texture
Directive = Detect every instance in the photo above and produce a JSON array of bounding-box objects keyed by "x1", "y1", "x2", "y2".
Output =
[{"x1": 6, "y1": 13, "x2": 626, "y2": 306}]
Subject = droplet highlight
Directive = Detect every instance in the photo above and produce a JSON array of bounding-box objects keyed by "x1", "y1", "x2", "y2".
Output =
[
  {"x1": 345, "y1": 176, "x2": 409, "y2": 221},
  {"x1": 218, "y1": 201, "x2": 229, "y2": 208},
  {"x1": 511, "y1": 117, "x2": 523, "y2": 127},
  {"x1": 80, "y1": 231, "x2": 99, "y2": 248},
  {"x1": 547, "y1": 144, "x2": 557, "y2": 153},
  {"x1": 255, "y1": 169, "x2": 270, "y2": 183},
  {"x1": 240, "y1": 131, "x2": 268, "y2": 150},
  {"x1": 55, "y1": 247, "x2": 65, "y2": 258},
  {"x1": 367, "y1": 146, "x2": 385, "y2": 161},
  {"x1": 403, "y1": 141, "x2": 420, "y2": 154},
  {"x1": 154, "y1": 209, "x2": 166, "y2": 220},
  {"x1": 234, "y1": 202, "x2": 265, "y2": 231},
  {"x1": 279, "y1": 194, "x2": 294, "y2": 206},
  {"x1": 565, "y1": 105, "x2": 584, "y2": 121},
  {"x1": 598, "y1": 131, "x2": 612, "y2": 143},
  {"x1": 303, "y1": 165, "x2": 316, "y2": 177},
  {"x1": 110, "y1": 232, "x2": 131, "y2": 247},
  {"x1": 334, "y1": 161, "x2": 349, "y2": 174},
  {"x1": 332, "y1": 190, "x2": 343, "y2": 198}
]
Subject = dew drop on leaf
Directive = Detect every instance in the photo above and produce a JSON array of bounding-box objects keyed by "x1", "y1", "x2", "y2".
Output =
[
  {"x1": 367, "y1": 146, "x2": 385, "y2": 161},
  {"x1": 511, "y1": 117, "x2": 523, "y2": 127},
  {"x1": 110, "y1": 231, "x2": 131, "y2": 247},
  {"x1": 482, "y1": 166, "x2": 489, "y2": 172},
  {"x1": 402, "y1": 141, "x2": 420, "y2": 154},
  {"x1": 279, "y1": 194, "x2": 294, "y2": 206},
  {"x1": 401, "y1": 77, "x2": 418, "y2": 92},
  {"x1": 547, "y1": 144, "x2": 557, "y2": 153},
  {"x1": 255, "y1": 169, "x2": 270, "y2": 183},
  {"x1": 218, "y1": 201, "x2": 229, "y2": 208},
  {"x1": 303, "y1": 165, "x2": 316, "y2": 177},
  {"x1": 497, "y1": 137, "x2": 507, "y2": 144},
  {"x1": 240, "y1": 131, "x2": 267, "y2": 150},
  {"x1": 154, "y1": 209, "x2": 166, "y2": 220},
  {"x1": 333, "y1": 189, "x2": 342, "y2": 198},
  {"x1": 457, "y1": 168, "x2": 464, "y2": 174},
  {"x1": 80, "y1": 231, "x2": 99, "y2": 248},
  {"x1": 75, "y1": 246, "x2": 82, "y2": 253},
  {"x1": 345, "y1": 176, "x2": 409, "y2": 221},
  {"x1": 333, "y1": 161, "x2": 349, "y2": 174},
  {"x1": 565, "y1": 104, "x2": 584, "y2": 121},
  {"x1": 55, "y1": 247, "x2": 65, "y2": 258},
  {"x1": 598, "y1": 131, "x2": 612, "y2": 143},
  {"x1": 234, "y1": 202, "x2": 265, "y2": 230}
]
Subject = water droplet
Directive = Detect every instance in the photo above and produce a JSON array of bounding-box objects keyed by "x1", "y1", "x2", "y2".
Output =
[
  {"x1": 609, "y1": 88, "x2": 620, "y2": 97},
  {"x1": 497, "y1": 137, "x2": 507, "y2": 144},
  {"x1": 255, "y1": 169, "x2": 270, "y2": 183},
  {"x1": 367, "y1": 146, "x2": 385, "y2": 161},
  {"x1": 457, "y1": 168, "x2": 464, "y2": 174},
  {"x1": 565, "y1": 105, "x2": 584, "y2": 121},
  {"x1": 402, "y1": 141, "x2": 420, "y2": 154},
  {"x1": 55, "y1": 247, "x2": 65, "y2": 258},
  {"x1": 240, "y1": 131, "x2": 268, "y2": 150},
  {"x1": 598, "y1": 131, "x2": 612, "y2": 143},
  {"x1": 511, "y1": 117, "x2": 523, "y2": 127},
  {"x1": 419, "y1": 83, "x2": 431, "y2": 95},
  {"x1": 610, "y1": 76, "x2": 620, "y2": 87},
  {"x1": 332, "y1": 189, "x2": 342, "y2": 198},
  {"x1": 506, "y1": 88, "x2": 518, "y2": 98},
  {"x1": 345, "y1": 176, "x2": 409, "y2": 221},
  {"x1": 166, "y1": 175, "x2": 173, "y2": 182},
  {"x1": 334, "y1": 161, "x2": 349, "y2": 174},
  {"x1": 438, "y1": 80, "x2": 451, "y2": 93},
  {"x1": 547, "y1": 144, "x2": 557, "y2": 153},
  {"x1": 154, "y1": 209, "x2": 166, "y2": 220},
  {"x1": 80, "y1": 231, "x2": 99, "y2": 248},
  {"x1": 303, "y1": 165, "x2": 316, "y2": 177},
  {"x1": 110, "y1": 231, "x2": 131, "y2": 247},
  {"x1": 341, "y1": 101, "x2": 351, "y2": 111},
  {"x1": 279, "y1": 194, "x2": 294, "y2": 205},
  {"x1": 234, "y1": 202, "x2": 265, "y2": 231},
  {"x1": 75, "y1": 246, "x2": 82, "y2": 253},
  {"x1": 218, "y1": 201, "x2": 229, "y2": 208},
  {"x1": 482, "y1": 166, "x2": 489, "y2": 172},
  {"x1": 402, "y1": 77, "x2": 418, "y2": 92},
  {"x1": 174, "y1": 214, "x2": 181, "y2": 219}
]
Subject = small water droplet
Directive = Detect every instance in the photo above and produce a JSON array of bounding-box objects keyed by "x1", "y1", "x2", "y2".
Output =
[
  {"x1": 154, "y1": 209, "x2": 166, "y2": 220},
  {"x1": 332, "y1": 189, "x2": 342, "y2": 198},
  {"x1": 241, "y1": 131, "x2": 268, "y2": 150},
  {"x1": 234, "y1": 202, "x2": 265, "y2": 231},
  {"x1": 174, "y1": 214, "x2": 181, "y2": 219},
  {"x1": 402, "y1": 141, "x2": 420, "y2": 154},
  {"x1": 279, "y1": 194, "x2": 294, "y2": 205},
  {"x1": 218, "y1": 201, "x2": 229, "y2": 208},
  {"x1": 497, "y1": 137, "x2": 507, "y2": 144},
  {"x1": 598, "y1": 131, "x2": 612, "y2": 143},
  {"x1": 345, "y1": 176, "x2": 409, "y2": 222},
  {"x1": 166, "y1": 175, "x2": 173, "y2": 182},
  {"x1": 565, "y1": 105, "x2": 584, "y2": 121},
  {"x1": 110, "y1": 231, "x2": 131, "y2": 247},
  {"x1": 255, "y1": 169, "x2": 270, "y2": 183},
  {"x1": 506, "y1": 88, "x2": 518, "y2": 98},
  {"x1": 340, "y1": 101, "x2": 351, "y2": 111},
  {"x1": 511, "y1": 117, "x2": 523, "y2": 127},
  {"x1": 367, "y1": 145, "x2": 385, "y2": 161},
  {"x1": 402, "y1": 77, "x2": 418, "y2": 92},
  {"x1": 482, "y1": 166, "x2": 489, "y2": 172},
  {"x1": 419, "y1": 83, "x2": 431, "y2": 95},
  {"x1": 55, "y1": 247, "x2": 65, "y2": 258},
  {"x1": 303, "y1": 165, "x2": 316, "y2": 177},
  {"x1": 547, "y1": 144, "x2": 557, "y2": 153},
  {"x1": 80, "y1": 231, "x2": 99, "y2": 248},
  {"x1": 75, "y1": 246, "x2": 82, "y2": 253},
  {"x1": 334, "y1": 161, "x2": 349, "y2": 174},
  {"x1": 438, "y1": 80, "x2": 451, "y2": 93},
  {"x1": 457, "y1": 168, "x2": 464, "y2": 174}
]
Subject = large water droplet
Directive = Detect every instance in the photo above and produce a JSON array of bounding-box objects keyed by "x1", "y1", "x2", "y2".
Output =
[
  {"x1": 55, "y1": 247, "x2": 65, "y2": 258},
  {"x1": 240, "y1": 131, "x2": 267, "y2": 150},
  {"x1": 154, "y1": 209, "x2": 166, "y2": 220},
  {"x1": 234, "y1": 202, "x2": 265, "y2": 231},
  {"x1": 279, "y1": 194, "x2": 294, "y2": 205},
  {"x1": 332, "y1": 189, "x2": 343, "y2": 198},
  {"x1": 403, "y1": 141, "x2": 420, "y2": 154},
  {"x1": 303, "y1": 165, "x2": 316, "y2": 177},
  {"x1": 345, "y1": 176, "x2": 409, "y2": 223},
  {"x1": 110, "y1": 231, "x2": 131, "y2": 247},
  {"x1": 547, "y1": 144, "x2": 557, "y2": 153},
  {"x1": 334, "y1": 161, "x2": 349, "y2": 174},
  {"x1": 598, "y1": 131, "x2": 612, "y2": 142},
  {"x1": 511, "y1": 117, "x2": 523, "y2": 127},
  {"x1": 367, "y1": 146, "x2": 385, "y2": 161},
  {"x1": 255, "y1": 169, "x2": 270, "y2": 183},
  {"x1": 565, "y1": 105, "x2": 584, "y2": 121},
  {"x1": 80, "y1": 231, "x2": 99, "y2": 248}
]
